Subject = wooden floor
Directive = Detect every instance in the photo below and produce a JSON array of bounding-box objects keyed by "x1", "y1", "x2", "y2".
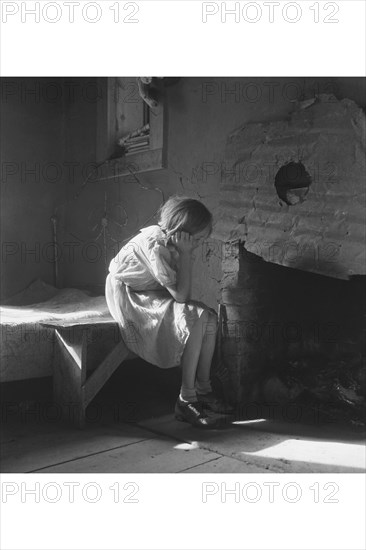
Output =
[
  {"x1": 2, "y1": 413, "x2": 366, "y2": 474},
  {"x1": 1, "y1": 360, "x2": 365, "y2": 473}
]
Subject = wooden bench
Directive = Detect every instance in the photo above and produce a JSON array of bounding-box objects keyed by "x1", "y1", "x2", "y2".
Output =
[{"x1": 41, "y1": 318, "x2": 136, "y2": 428}]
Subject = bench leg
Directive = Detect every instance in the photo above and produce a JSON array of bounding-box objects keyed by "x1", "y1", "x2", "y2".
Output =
[
  {"x1": 53, "y1": 328, "x2": 88, "y2": 429},
  {"x1": 84, "y1": 340, "x2": 131, "y2": 407}
]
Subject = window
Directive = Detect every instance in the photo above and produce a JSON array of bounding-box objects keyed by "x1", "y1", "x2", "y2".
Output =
[{"x1": 96, "y1": 77, "x2": 166, "y2": 175}]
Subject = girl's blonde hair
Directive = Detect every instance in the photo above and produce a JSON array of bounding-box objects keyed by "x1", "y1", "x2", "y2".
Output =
[{"x1": 158, "y1": 195, "x2": 213, "y2": 238}]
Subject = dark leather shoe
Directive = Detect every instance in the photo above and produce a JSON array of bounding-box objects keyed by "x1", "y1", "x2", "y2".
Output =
[
  {"x1": 174, "y1": 397, "x2": 218, "y2": 429},
  {"x1": 197, "y1": 392, "x2": 234, "y2": 414}
]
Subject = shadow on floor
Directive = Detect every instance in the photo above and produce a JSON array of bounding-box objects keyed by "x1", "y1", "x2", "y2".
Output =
[{"x1": 1, "y1": 359, "x2": 365, "y2": 473}]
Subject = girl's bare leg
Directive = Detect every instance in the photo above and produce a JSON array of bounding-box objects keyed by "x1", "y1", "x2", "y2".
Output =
[
  {"x1": 196, "y1": 311, "x2": 218, "y2": 386},
  {"x1": 180, "y1": 310, "x2": 217, "y2": 399},
  {"x1": 180, "y1": 311, "x2": 209, "y2": 394}
]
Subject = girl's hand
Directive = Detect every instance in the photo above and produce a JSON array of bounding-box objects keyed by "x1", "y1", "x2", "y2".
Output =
[{"x1": 171, "y1": 231, "x2": 194, "y2": 253}]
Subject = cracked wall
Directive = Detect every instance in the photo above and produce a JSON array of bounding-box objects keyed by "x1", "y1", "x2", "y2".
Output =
[
  {"x1": 4, "y1": 78, "x2": 365, "y2": 311},
  {"x1": 47, "y1": 79, "x2": 366, "y2": 309},
  {"x1": 214, "y1": 94, "x2": 366, "y2": 280}
]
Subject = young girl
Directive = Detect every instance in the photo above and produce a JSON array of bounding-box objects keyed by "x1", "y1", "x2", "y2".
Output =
[{"x1": 105, "y1": 195, "x2": 232, "y2": 428}]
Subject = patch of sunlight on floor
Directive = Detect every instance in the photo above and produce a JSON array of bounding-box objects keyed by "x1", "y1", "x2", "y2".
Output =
[
  {"x1": 232, "y1": 419, "x2": 267, "y2": 425},
  {"x1": 174, "y1": 442, "x2": 200, "y2": 451},
  {"x1": 241, "y1": 438, "x2": 366, "y2": 469}
]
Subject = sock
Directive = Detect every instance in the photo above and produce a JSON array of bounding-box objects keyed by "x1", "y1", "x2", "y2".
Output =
[
  {"x1": 180, "y1": 386, "x2": 197, "y2": 403},
  {"x1": 196, "y1": 378, "x2": 212, "y2": 395}
]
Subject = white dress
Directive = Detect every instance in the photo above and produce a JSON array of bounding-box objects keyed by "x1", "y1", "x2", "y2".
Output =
[{"x1": 105, "y1": 224, "x2": 216, "y2": 369}]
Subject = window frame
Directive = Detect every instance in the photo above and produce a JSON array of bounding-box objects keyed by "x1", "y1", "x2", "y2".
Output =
[{"x1": 96, "y1": 77, "x2": 167, "y2": 176}]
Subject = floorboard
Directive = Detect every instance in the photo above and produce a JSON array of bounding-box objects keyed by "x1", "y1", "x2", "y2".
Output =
[
  {"x1": 1, "y1": 424, "x2": 157, "y2": 473},
  {"x1": 35, "y1": 437, "x2": 221, "y2": 473}
]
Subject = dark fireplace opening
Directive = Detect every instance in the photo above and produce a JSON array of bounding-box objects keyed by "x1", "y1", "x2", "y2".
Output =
[{"x1": 218, "y1": 243, "x2": 366, "y2": 428}]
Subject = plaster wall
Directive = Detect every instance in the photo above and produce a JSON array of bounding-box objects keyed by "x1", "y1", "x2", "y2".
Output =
[
  {"x1": 0, "y1": 77, "x2": 66, "y2": 301},
  {"x1": 58, "y1": 77, "x2": 366, "y2": 310},
  {"x1": 2, "y1": 76, "x2": 365, "y2": 310}
]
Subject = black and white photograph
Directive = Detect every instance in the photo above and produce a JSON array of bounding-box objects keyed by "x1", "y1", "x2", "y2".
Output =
[
  {"x1": 1, "y1": 76, "x2": 365, "y2": 475},
  {"x1": 0, "y1": 1, "x2": 365, "y2": 548}
]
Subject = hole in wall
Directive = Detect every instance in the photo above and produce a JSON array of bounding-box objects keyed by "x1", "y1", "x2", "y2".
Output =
[{"x1": 274, "y1": 162, "x2": 312, "y2": 205}]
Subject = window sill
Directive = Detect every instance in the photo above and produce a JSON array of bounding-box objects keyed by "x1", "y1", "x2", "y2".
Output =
[{"x1": 98, "y1": 148, "x2": 166, "y2": 181}]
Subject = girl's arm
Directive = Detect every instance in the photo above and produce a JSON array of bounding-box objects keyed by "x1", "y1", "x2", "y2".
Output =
[{"x1": 165, "y1": 232, "x2": 194, "y2": 303}]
